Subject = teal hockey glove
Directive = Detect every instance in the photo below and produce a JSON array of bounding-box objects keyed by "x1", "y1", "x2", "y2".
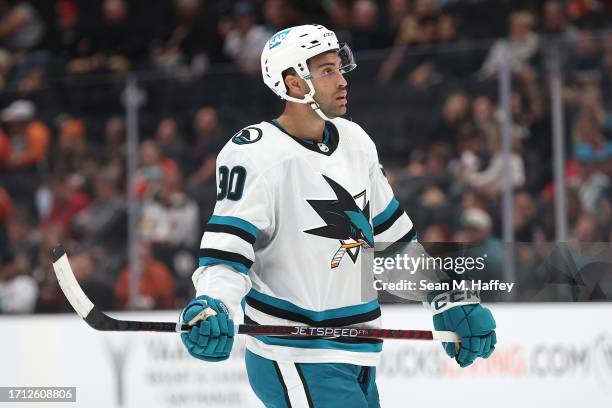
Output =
[
  {"x1": 429, "y1": 291, "x2": 497, "y2": 368},
  {"x1": 180, "y1": 295, "x2": 235, "y2": 362}
]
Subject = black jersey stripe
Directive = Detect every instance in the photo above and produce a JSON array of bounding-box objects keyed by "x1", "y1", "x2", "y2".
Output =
[
  {"x1": 198, "y1": 248, "x2": 253, "y2": 269},
  {"x1": 272, "y1": 361, "x2": 292, "y2": 408},
  {"x1": 294, "y1": 364, "x2": 314, "y2": 408},
  {"x1": 245, "y1": 296, "x2": 381, "y2": 328},
  {"x1": 375, "y1": 228, "x2": 417, "y2": 259},
  {"x1": 373, "y1": 206, "x2": 404, "y2": 236},
  {"x1": 204, "y1": 223, "x2": 257, "y2": 244}
]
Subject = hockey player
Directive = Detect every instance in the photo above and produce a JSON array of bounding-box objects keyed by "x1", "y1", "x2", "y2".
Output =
[{"x1": 180, "y1": 25, "x2": 497, "y2": 407}]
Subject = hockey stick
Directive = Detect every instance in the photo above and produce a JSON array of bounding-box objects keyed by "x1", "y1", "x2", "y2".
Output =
[{"x1": 52, "y1": 244, "x2": 460, "y2": 343}]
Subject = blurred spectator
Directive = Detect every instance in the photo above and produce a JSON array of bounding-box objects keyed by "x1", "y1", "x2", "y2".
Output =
[
  {"x1": 570, "y1": 158, "x2": 610, "y2": 214},
  {"x1": 392, "y1": 0, "x2": 438, "y2": 47},
  {"x1": 45, "y1": 0, "x2": 82, "y2": 60},
  {"x1": 422, "y1": 224, "x2": 451, "y2": 242},
  {"x1": 513, "y1": 189, "x2": 538, "y2": 241},
  {"x1": 0, "y1": 185, "x2": 12, "y2": 250},
  {"x1": 99, "y1": 115, "x2": 125, "y2": 165},
  {"x1": 572, "y1": 29, "x2": 602, "y2": 75},
  {"x1": 0, "y1": 250, "x2": 38, "y2": 313},
  {"x1": 135, "y1": 139, "x2": 169, "y2": 198},
  {"x1": 571, "y1": 213, "x2": 604, "y2": 241},
  {"x1": 140, "y1": 162, "x2": 199, "y2": 249},
  {"x1": 464, "y1": 127, "x2": 526, "y2": 198},
  {"x1": 223, "y1": 1, "x2": 272, "y2": 76},
  {"x1": 155, "y1": 117, "x2": 188, "y2": 168},
  {"x1": 115, "y1": 240, "x2": 175, "y2": 310},
  {"x1": 67, "y1": 0, "x2": 145, "y2": 74},
  {"x1": 377, "y1": 0, "x2": 439, "y2": 82},
  {"x1": 59, "y1": 245, "x2": 114, "y2": 311},
  {"x1": 39, "y1": 174, "x2": 90, "y2": 231},
  {"x1": 33, "y1": 220, "x2": 68, "y2": 312},
  {"x1": 96, "y1": 0, "x2": 140, "y2": 59},
  {"x1": 472, "y1": 95, "x2": 497, "y2": 138},
  {"x1": 0, "y1": 100, "x2": 49, "y2": 168},
  {"x1": 349, "y1": 0, "x2": 390, "y2": 51},
  {"x1": 454, "y1": 208, "x2": 503, "y2": 290},
  {"x1": 14, "y1": 64, "x2": 56, "y2": 115},
  {"x1": 264, "y1": 0, "x2": 303, "y2": 33},
  {"x1": 456, "y1": 207, "x2": 492, "y2": 241},
  {"x1": 150, "y1": 0, "x2": 223, "y2": 79},
  {"x1": 329, "y1": 0, "x2": 352, "y2": 43},
  {"x1": 542, "y1": 0, "x2": 575, "y2": 34},
  {"x1": 72, "y1": 167, "x2": 126, "y2": 263},
  {"x1": 570, "y1": 82, "x2": 612, "y2": 207},
  {"x1": 405, "y1": 15, "x2": 441, "y2": 87},
  {"x1": 0, "y1": 47, "x2": 14, "y2": 94},
  {"x1": 429, "y1": 91, "x2": 472, "y2": 145},
  {"x1": 140, "y1": 161, "x2": 199, "y2": 289},
  {"x1": 0, "y1": 100, "x2": 50, "y2": 215},
  {"x1": 53, "y1": 117, "x2": 87, "y2": 175},
  {"x1": 187, "y1": 106, "x2": 222, "y2": 186},
  {"x1": 479, "y1": 11, "x2": 539, "y2": 80},
  {"x1": 539, "y1": 0, "x2": 580, "y2": 75},
  {"x1": 5, "y1": 206, "x2": 37, "y2": 274},
  {"x1": 384, "y1": 0, "x2": 410, "y2": 36},
  {"x1": 0, "y1": 0, "x2": 45, "y2": 50},
  {"x1": 539, "y1": 186, "x2": 584, "y2": 240}
]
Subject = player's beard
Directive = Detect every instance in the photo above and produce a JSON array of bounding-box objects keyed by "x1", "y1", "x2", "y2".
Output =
[{"x1": 316, "y1": 96, "x2": 347, "y2": 119}]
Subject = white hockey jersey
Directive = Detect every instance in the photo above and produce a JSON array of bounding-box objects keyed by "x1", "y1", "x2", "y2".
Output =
[{"x1": 193, "y1": 117, "x2": 416, "y2": 366}]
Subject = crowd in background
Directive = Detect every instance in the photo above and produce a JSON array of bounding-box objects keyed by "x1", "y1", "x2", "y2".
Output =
[{"x1": 0, "y1": 0, "x2": 611, "y2": 313}]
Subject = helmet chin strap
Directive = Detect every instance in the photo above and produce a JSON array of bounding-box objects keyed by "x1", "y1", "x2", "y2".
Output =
[
  {"x1": 304, "y1": 78, "x2": 333, "y2": 121},
  {"x1": 306, "y1": 97, "x2": 333, "y2": 122},
  {"x1": 281, "y1": 78, "x2": 334, "y2": 122}
]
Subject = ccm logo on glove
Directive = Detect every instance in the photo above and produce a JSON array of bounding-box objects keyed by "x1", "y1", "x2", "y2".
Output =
[{"x1": 430, "y1": 290, "x2": 479, "y2": 314}]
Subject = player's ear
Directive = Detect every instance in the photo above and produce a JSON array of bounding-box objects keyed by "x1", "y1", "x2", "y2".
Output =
[{"x1": 283, "y1": 69, "x2": 307, "y2": 98}]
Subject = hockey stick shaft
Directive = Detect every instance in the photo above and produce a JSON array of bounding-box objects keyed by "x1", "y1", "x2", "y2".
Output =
[
  {"x1": 52, "y1": 244, "x2": 460, "y2": 342},
  {"x1": 236, "y1": 324, "x2": 458, "y2": 342}
]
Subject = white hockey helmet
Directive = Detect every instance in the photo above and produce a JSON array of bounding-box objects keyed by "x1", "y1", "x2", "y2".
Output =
[{"x1": 261, "y1": 24, "x2": 356, "y2": 120}]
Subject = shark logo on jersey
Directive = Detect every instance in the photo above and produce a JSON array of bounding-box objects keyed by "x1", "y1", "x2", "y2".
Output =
[{"x1": 304, "y1": 175, "x2": 373, "y2": 269}]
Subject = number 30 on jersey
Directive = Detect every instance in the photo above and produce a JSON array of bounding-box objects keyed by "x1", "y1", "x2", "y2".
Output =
[{"x1": 217, "y1": 166, "x2": 246, "y2": 201}]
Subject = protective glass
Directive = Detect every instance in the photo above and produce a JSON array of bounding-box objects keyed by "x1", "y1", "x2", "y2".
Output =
[{"x1": 304, "y1": 43, "x2": 357, "y2": 80}]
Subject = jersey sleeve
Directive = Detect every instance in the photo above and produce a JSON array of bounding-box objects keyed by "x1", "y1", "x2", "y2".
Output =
[
  {"x1": 370, "y1": 147, "x2": 416, "y2": 247},
  {"x1": 198, "y1": 145, "x2": 274, "y2": 275}
]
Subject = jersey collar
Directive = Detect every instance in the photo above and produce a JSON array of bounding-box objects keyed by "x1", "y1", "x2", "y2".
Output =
[{"x1": 269, "y1": 119, "x2": 339, "y2": 156}]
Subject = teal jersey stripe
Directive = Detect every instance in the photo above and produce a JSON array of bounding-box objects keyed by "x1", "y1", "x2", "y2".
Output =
[
  {"x1": 208, "y1": 215, "x2": 260, "y2": 239},
  {"x1": 199, "y1": 257, "x2": 249, "y2": 274},
  {"x1": 254, "y1": 335, "x2": 383, "y2": 353},
  {"x1": 247, "y1": 289, "x2": 380, "y2": 322},
  {"x1": 372, "y1": 198, "x2": 400, "y2": 227}
]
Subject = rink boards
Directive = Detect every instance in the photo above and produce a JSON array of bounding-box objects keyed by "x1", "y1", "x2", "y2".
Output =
[{"x1": 1, "y1": 304, "x2": 611, "y2": 407}]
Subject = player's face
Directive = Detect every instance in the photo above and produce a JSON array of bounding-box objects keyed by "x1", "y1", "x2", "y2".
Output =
[{"x1": 309, "y1": 52, "x2": 348, "y2": 118}]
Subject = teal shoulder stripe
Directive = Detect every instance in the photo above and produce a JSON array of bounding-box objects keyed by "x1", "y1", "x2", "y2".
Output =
[
  {"x1": 248, "y1": 289, "x2": 380, "y2": 321},
  {"x1": 199, "y1": 257, "x2": 249, "y2": 274},
  {"x1": 208, "y1": 215, "x2": 260, "y2": 239},
  {"x1": 254, "y1": 335, "x2": 383, "y2": 353},
  {"x1": 372, "y1": 198, "x2": 400, "y2": 227}
]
